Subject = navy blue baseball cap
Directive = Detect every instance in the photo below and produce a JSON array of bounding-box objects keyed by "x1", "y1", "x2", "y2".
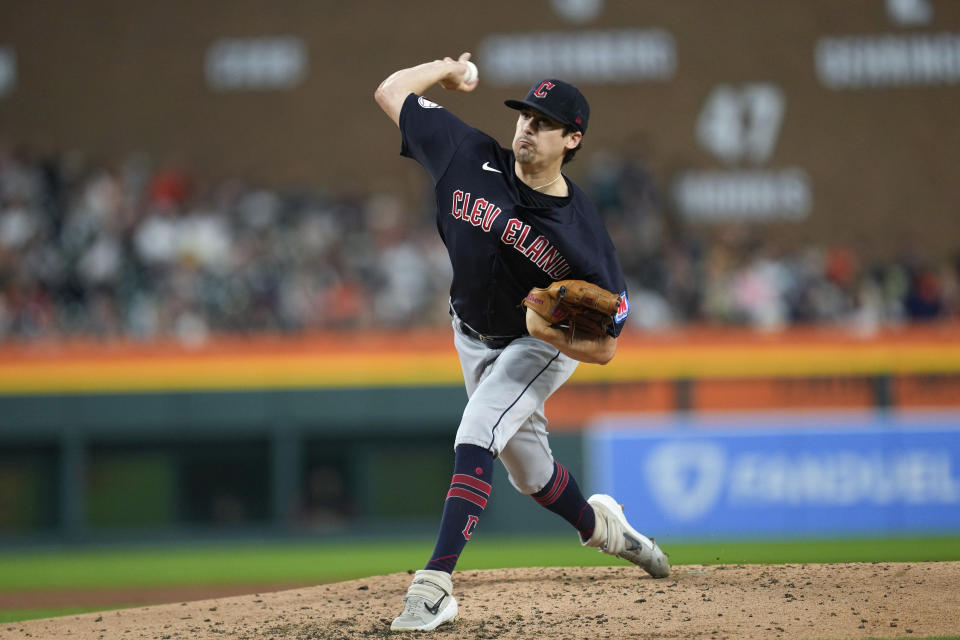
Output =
[{"x1": 505, "y1": 79, "x2": 590, "y2": 134}]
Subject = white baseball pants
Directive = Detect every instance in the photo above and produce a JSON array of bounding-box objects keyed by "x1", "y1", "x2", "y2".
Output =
[{"x1": 451, "y1": 314, "x2": 579, "y2": 494}]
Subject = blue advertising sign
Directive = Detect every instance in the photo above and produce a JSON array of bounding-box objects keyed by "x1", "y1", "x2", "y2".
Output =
[{"x1": 586, "y1": 411, "x2": 960, "y2": 539}]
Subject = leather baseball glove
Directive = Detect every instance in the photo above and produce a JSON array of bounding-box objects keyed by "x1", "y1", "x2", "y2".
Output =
[{"x1": 522, "y1": 279, "x2": 621, "y2": 338}]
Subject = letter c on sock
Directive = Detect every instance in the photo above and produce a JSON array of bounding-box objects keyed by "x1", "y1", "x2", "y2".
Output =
[{"x1": 462, "y1": 514, "x2": 480, "y2": 540}]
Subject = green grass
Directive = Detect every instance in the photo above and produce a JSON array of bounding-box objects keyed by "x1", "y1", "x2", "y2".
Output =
[
  {"x1": 3, "y1": 535, "x2": 958, "y2": 592},
  {"x1": 1, "y1": 535, "x2": 958, "y2": 624}
]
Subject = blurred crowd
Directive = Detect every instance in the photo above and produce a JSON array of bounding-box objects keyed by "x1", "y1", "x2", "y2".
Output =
[
  {"x1": 588, "y1": 149, "x2": 960, "y2": 333},
  {"x1": 1, "y1": 144, "x2": 958, "y2": 342},
  {"x1": 0, "y1": 146, "x2": 453, "y2": 343}
]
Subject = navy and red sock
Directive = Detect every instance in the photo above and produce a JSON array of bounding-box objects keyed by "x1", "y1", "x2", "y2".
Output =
[
  {"x1": 424, "y1": 444, "x2": 493, "y2": 573},
  {"x1": 531, "y1": 460, "x2": 596, "y2": 542}
]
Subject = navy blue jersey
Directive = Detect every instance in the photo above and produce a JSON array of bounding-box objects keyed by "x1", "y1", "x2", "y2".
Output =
[{"x1": 399, "y1": 92, "x2": 629, "y2": 337}]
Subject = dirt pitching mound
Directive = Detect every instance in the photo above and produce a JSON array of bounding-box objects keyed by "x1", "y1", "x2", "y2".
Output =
[{"x1": 5, "y1": 562, "x2": 959, "y2": 640}]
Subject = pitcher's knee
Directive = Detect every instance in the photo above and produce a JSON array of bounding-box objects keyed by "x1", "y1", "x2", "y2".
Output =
[{"x1": 507, "y1": 467, "x2": 553, "y2": 495}]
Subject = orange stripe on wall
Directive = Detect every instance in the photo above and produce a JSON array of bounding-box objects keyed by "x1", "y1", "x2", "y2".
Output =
[
  {"x1": 0, "y1": 352, "x2": 463, "y2": 393},
  {"x1": 0, "y1": 324, "x2": 958, "y2": 394}
]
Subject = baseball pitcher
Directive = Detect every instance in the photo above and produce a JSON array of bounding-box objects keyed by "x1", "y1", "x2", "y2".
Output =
[{"x1": 374, "y1": 52, "x2": 669, "y2": 632}]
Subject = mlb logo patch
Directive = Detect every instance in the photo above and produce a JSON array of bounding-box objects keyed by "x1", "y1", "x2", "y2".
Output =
[
  {"x1": 417, "y1": 96, "x2": 442, "y2": 109},
  {"x1": 615, "y1": 291, "x2": 629, "y2": 323}
]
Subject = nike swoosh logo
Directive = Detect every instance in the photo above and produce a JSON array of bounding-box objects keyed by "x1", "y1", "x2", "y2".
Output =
[
  {"x1": 425, "y1": 594, "x2": 446, "y2": 615},
  {"x1": 482, "y1": 162, "x2": 502, "y2": 174}
]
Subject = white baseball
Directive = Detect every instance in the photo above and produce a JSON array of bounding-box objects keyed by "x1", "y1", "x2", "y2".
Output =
[{"x1": 462, "y1": 60, "x2": 478, "y2": 85}]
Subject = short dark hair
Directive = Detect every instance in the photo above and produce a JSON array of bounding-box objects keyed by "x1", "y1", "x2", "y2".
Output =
[{"x1": 562, "y1": 125, "x2": 582, "y2": 165}]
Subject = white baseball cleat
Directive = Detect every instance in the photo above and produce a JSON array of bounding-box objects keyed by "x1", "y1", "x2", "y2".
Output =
[
  {"x1": 390, "y1": 569, "x2": 459, "y2": 632},
  {"x1": 585, "y1": 494, "x2": 670, "y2": 578}
]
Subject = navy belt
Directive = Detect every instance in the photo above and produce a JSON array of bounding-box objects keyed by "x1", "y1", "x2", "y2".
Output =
[{"x1": 458, "y1": 321, "x2": 522, "y2": 350}]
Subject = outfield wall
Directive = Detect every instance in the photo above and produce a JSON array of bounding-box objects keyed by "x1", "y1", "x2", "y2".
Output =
[{"x1": 1, "y1": 325, "x2": 959, "y2": 543}]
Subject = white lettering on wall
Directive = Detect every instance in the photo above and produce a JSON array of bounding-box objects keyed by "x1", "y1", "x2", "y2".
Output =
[
  {"x1": 729, "y1": 450, "x2": 960, "y2": 505},
  {"x1": 479, "y1": 29, "x2": 676, "y2": 85},
  {"x1": 206, "y1": 36, "x2": 307, "y2": 91},
  {"x1": 672, "y1": 169, "x2": 812, "y2": 221},
  {"x1": 675, "y1": 83, "x2": 810, "y2": 222},
  {"x1": 644, "y1": 441, "x2": 960, "y2": 522},
  {"x1": 816, "y1": 34, "x2": 960, "y2": 89},
  {"x1": 696, "y1": 84, "x2": 785, "y2": 166}
]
